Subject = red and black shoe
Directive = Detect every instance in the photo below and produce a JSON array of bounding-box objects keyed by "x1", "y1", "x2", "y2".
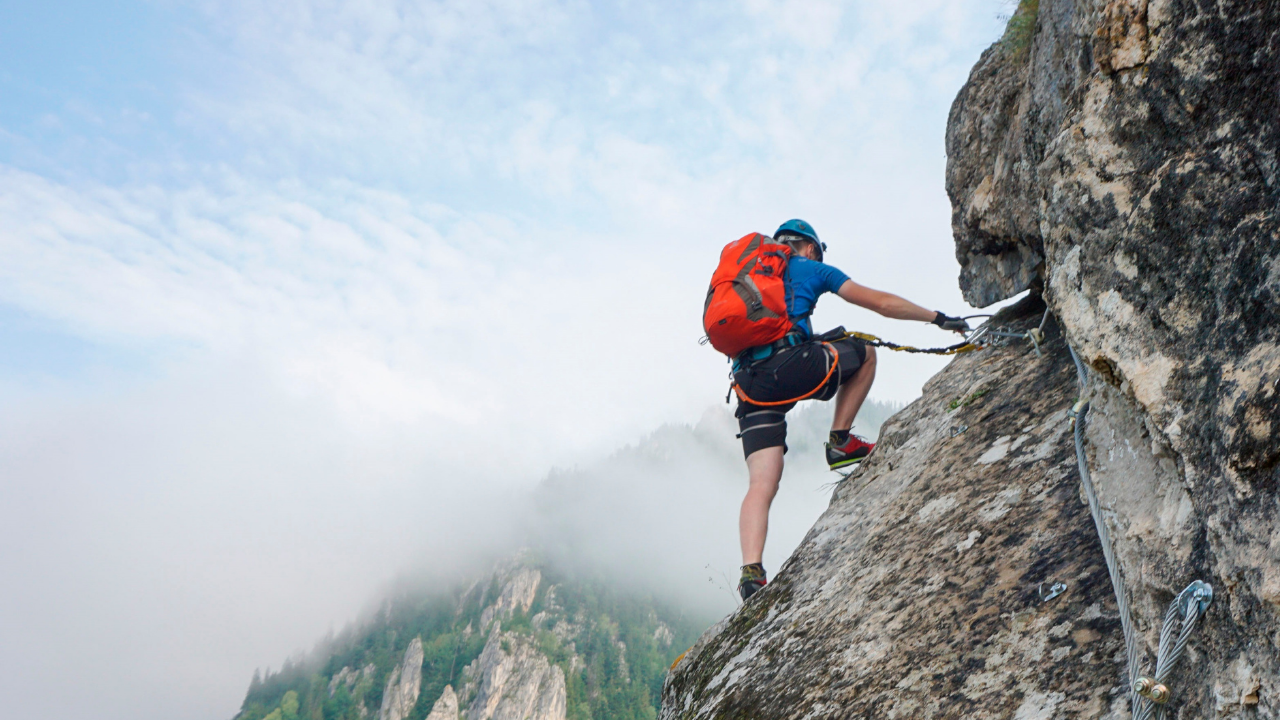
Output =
[
  {"x1": 738, "y1": 563, "x2": 767, "y2": 601},
  {"x1": 826, "y1": 433, "x2": 875, "y2": 470}
]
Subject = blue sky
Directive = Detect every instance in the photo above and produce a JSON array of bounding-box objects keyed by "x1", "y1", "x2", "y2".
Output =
[
  {"x1": 0, "y1": 1, "x2": 1008, "y2": 717},
  {"x1": 0, "y1": 0, "x2": 1010, "y2": 449}
]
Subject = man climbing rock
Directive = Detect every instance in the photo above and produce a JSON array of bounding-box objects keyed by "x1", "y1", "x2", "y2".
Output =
[{"x1": 720, "y1": 219, "x2": 969, "y2": 600}]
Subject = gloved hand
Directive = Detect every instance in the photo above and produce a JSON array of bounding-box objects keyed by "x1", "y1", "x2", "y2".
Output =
[{"x1": 932, "y1": 312, "x2": 971, "y2": 333}]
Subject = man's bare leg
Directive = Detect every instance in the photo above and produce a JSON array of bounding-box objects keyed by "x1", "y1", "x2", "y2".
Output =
[
  {"x1": 832, "y1": 345, "x2": 877, "y2": 432},
  {"x1": 740, "y1": 446, "x2": 784, "y2": 565}
]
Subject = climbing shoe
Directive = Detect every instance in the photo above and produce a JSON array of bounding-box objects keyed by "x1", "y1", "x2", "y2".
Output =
[
  {"x1": 826, "y1": 432, "x2": 874, "y2": 470},
  {"x1": 738, "y1": 563, "x2": 767, "y2": 601}
]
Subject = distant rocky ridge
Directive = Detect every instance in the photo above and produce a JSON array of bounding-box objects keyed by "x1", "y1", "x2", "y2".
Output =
[
  {"x1": 380, "y1": 638, "x2": 424, "y2": 720},
  {"x1": 235, "y1": 554, "x2": 706, "y2": 720},
  {"x1": 463, "y1": 619, "x2": 566, "y2": 720},
  {"x1": 664, "y1": 0, "x2": 1279, "y2": 717}
]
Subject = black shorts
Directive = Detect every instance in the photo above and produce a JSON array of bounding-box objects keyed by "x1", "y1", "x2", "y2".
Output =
[{"x1": 734, "y1": 337, "x2": 867, "y2": 458}]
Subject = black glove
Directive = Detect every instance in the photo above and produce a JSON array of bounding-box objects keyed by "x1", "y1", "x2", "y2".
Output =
[{"x1": 932, "y1": 312, "x2": 971, "y2": 333}]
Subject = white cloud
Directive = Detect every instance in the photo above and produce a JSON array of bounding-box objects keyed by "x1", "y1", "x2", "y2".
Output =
[
  {"x1": 0, "y1": 165, "x2": 737, "y2": 461},
  {"x1": 0, "y1": 361, "x2": 523, "y2": 719}
]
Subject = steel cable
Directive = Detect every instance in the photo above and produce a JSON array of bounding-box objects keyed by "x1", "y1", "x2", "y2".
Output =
[
  {"x1": 1071, "y1": 395, "x2": 1143, "y2": 717},
  {"x1": 1067, "y1": 340, "x2": 1211, "y2": 720}
]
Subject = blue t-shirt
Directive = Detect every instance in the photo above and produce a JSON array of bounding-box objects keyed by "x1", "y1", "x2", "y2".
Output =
[{"x1": 786, "y1": 256, "x2": 851, "y2": 337}]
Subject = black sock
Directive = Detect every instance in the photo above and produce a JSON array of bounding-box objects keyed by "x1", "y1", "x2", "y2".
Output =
[{"x1": 829, "y1": 429, "x2": 850, "y2": 446}]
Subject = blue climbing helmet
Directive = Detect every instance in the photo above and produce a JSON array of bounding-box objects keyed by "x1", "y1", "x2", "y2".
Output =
[{"x1": 774, "y1": 219, "x2": 827, "y2": 262}]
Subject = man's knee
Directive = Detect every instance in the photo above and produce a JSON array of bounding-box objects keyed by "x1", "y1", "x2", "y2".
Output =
[{"x1": 859, "y1": 344, "x2": 876, "y2": 374}]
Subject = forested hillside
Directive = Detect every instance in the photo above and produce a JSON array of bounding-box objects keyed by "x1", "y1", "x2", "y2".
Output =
[{"x1": 237, "y1": 556, "x2": 712, "y2": 720}]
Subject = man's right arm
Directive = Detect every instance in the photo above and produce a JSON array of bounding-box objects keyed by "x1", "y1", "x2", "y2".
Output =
[{"x1": 835, "y1": 280, "x2": 937, "y2": 323}]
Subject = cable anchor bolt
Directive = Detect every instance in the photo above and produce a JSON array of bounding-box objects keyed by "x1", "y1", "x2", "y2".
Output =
[
  {"x1": 1134, "y1": 677, "x2": 1170, "y2": 704},
  {"x1": 1177, "y1": 580, "x2": 1214, "y2": 618},
  {"x1": 1038, "y1": 581, "x2": 1066, "y2": 602},
  {"x1": 1027, "y1": 328, "x2": 1044, "y2": 356},
  {"x1": 1068, "y1": 398, "x2": 1087, "y2": 426}
]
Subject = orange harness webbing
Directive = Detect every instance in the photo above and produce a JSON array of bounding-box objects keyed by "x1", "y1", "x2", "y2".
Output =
[{"x1": 731, "y1": 342, "x2": 839, "y2": 407}]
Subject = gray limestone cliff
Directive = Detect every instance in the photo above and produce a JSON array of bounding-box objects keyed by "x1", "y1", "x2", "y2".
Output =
[
  {"x1": 328, "y1": 663, "x2": 377, "y2": 717},
  {"x1": 415, "y1": 563, "x2": 569, "y2": 720},
  {"x1": 338, "y1": 564, "x2": 568, "y2": 720},
  {"x1": 460, "y1": 626, "x2": 567, "y2": 720},
  {"x1": 479, "y1": 567, "x2": 542, "y2": 633},
  {"x1": 663, "y1": 0, "x2": 1279, "y2": 717},
  {"x1": 238, "y1": 534, "x2": 704, "y2": 720},
  {"x1": 426, "y1": 685, "x2": 460, "y2": 720},
  {"x1": 380, "y1": 637, "x2": 425, "y2": 720},
  {"x1": 949, "y1": 0, "x2": 1279, "y2": 714}
]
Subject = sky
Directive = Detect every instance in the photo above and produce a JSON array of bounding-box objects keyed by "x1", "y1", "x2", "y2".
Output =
[
  {"x1": 529, "y1": 399, "x2": 907, "y2": 615},
  {"x1": 0, "y1": 1, "x2": 1009, "y2": 717}
]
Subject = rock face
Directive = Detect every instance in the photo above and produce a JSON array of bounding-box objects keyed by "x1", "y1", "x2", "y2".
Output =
[
  {"x1": 480, "y1": 566, "x2": 542, "y2": 633},
  {"x1": 948, "y1": 0, "x2": 1279, "y2": 715},
  {"x1": 327, "y1": 663, "x2": 377, "y2": 717},
  {"x1": 665, "y1": 1, "x2": 1279, "y2": 718},
  {"x1": 663, "y1": 303, "x2": 1129, "y2": 718},
  {"x1": 463, "y1": 625, "x2": 567, "y2": 720},
  {"x1": 441, "y1": 564, "x2": 570, "y2": 720},
  {"x1": 330, "y1": 663, "x2": 377, "y2": 698},
  {"x1": 380, "y1": 637, "x2": 424, "y2": 720},
  {"x1": 426, "y1": 685, "x2": 460, "y2": 720}
]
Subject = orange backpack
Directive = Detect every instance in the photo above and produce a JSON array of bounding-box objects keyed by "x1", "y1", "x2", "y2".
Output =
[{"x1": 702, "y1": 233, "x2": 795, "y2": 357}]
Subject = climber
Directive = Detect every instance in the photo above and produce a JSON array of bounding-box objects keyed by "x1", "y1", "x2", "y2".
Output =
[{"x1": 731, "y1": 219, "x2": 970, "y2": 600}]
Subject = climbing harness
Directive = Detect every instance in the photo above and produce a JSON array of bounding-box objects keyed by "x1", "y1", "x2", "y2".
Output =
[
  {"x1": 731, "y1": 342, "x2": 840, "y2": 406},
  {"x1": 1065, "y1": 339, "x2": 1213, "y2": 720},
  {"x1": 725, "y1": 318, "x2": 1025, "y2": 415},
  {"x1": 729, "y1": 316, "x2": 992, "y2": 407}
]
